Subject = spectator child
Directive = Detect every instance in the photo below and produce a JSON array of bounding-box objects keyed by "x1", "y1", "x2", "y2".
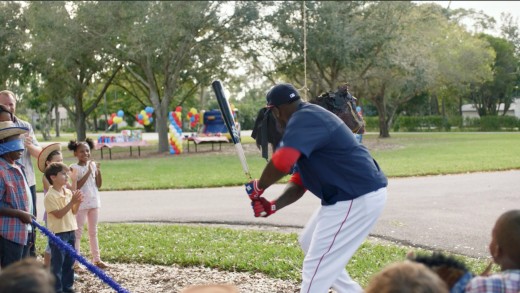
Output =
[
  {"x1": 0, "y1": 121, "x2": 33, "y2": 268},
  {"x1": 43, "y1": 162, "x2": 83, "y2": 293},
  {"x1": 37, "y1": 143, "x2": 78, "y2": 268},
  {"x1": 365, "y1": 261, "x2": 449, "y2": 293},
  {"x1": 68, "y1": 138, "x2": 108, "y2": 269},
  {"x1": 465, "y1": 209, "x2": 520, "y2": 293},
  {"x1": 0, "y1": 257, "x2": 55, "y2": 293}
]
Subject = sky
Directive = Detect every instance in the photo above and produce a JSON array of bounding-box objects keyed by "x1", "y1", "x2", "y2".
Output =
[{"x1": 419, "y1": 1, "x2": 520, "y2": 35}]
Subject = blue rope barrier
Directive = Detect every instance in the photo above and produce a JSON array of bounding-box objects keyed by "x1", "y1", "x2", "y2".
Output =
[{"x1": 33, "y1": 220, "x2": 130, "y2": 293}]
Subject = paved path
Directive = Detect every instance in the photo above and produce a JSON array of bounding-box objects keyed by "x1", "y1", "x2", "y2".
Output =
[{"x1": 36, "y1": 170, "x2": 520, "y2": 258}]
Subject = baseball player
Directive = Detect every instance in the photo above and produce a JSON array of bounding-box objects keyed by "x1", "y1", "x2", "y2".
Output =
[{"x1": 245, "y1": 83, "x2": 388, "y2": 293}]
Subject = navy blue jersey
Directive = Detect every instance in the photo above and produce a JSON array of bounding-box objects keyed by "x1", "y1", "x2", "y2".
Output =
[{"x1": 280, "y1": 103, "x2": 387, "y2": 205}]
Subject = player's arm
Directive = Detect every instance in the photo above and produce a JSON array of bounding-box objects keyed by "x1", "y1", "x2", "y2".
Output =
[
  {"x1": 249, "y1": 147, "x2": 306, "y2": 217},
  {"x1": 257, "y1": 147, "x2": 301, "y2": 190},
  {"x1": 272, "y1": 173, "x2": 306, "y2": 211}
]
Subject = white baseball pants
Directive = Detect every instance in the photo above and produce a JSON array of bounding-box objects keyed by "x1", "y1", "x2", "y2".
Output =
[{"x1": 298, "y1": 187, "x2": 387, "y2": 293}]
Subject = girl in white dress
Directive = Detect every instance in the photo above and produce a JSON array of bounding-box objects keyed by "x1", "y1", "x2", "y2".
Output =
[{"x1": 68, "y1": 138, "x2": 108, "y2": 269}]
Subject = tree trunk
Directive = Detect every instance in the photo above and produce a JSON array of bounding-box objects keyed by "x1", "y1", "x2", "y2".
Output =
[
  {"x1": 75, "y1": 92, "x2": 86, "y2": 141},
  {"x1": 93, "y1": 115, "x2": 98, "y2": 131},
  {"x1": 55, "y1": 105, "x2": 60, "y2": 137},
  {"x1": 369, "y1": 82, "x2": 390, "y2": 138},
  {"x1": 156, "y1": 107, "x2": 170, "y2": 153}
]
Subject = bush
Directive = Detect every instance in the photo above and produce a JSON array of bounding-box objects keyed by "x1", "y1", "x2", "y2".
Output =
[
  {"x1": 359, "y1": 115, "x2": 518, "y2": 132},
  {"x1": 364, "y1": 117, "x2": 379, "y2": 132}
]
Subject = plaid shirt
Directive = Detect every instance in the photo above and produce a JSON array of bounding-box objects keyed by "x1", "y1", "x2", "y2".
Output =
[
  {"x1": 0, "y1": 157, "x2": 30, "y2": 245},
  {"x1": 465, "y1": 270, "x2": 520, "y2": 293}
]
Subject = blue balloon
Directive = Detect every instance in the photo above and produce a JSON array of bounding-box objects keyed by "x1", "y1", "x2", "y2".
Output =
[
  {"x1": 117, "y1": 110, "x2": 124, "y2": 117},
  {"x1": 149, "y1": 117, "x2": 154, "y2": 123},
  {"x1": 145, "y1": 106, "x2": 154, "y2": 114},
  {"x1": 138, "y1": 114, "x2": 143, "y2": 120}
]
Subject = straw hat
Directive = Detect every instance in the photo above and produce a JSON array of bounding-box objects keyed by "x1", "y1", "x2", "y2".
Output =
[
  {"x1": 37, "y1": 143, "x2": 62, "y2": 173},
  {"x1": 0, "y1": 121, "x2": 28, "y2": 140},
  {"x1": 180, "y1": 284, "x2": 239, "y2": 293}
]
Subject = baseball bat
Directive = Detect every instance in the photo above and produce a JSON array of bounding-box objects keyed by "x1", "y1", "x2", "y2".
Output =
[{"x1": 212, "y1": 80, "x2": 252, "y2": 180}]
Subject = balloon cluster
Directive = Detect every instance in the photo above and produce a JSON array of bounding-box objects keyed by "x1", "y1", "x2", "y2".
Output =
[
  {"x1": 168, "y1": 106, "x2": 183, "y2": 155},
  {"x1": 108, "y1": 110, "x2": 124, "y2": 126},
  {"x1": 186, "y1": 108, "x2": 200, "y2": 129},
  {"x1": 136, "y1": 106, "x2": 154, "y2": 126}
]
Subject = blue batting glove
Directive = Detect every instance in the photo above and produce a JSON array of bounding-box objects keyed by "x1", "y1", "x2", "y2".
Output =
[{"x1": 245, "y1": 179, "x2": 264, "y2": 200}]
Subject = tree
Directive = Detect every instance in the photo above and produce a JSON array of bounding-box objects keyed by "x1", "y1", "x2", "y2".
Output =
[
  {"x1": 24, "y1": 2, "x2": 121, "y2": 140},
  {"x1": 467, "y1": 34, "x2": 518, "y2": 116},
  {"x1": 90, "y1": 2, "x2": 259, "y2": 152},
  {"x1": 259, "y1": 2, "x2": 496, "y2": 137},
  {"x1": 0, "y1": 2, "x2": 26, "y2": 89}
]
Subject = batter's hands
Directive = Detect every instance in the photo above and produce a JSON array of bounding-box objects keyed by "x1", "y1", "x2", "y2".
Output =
[
  {"x1": 252, "y1": 197, "x2": 276, "y2": 218},
  {"x1": 245, "y1": 179, "x2": 264, "y2": 200}
]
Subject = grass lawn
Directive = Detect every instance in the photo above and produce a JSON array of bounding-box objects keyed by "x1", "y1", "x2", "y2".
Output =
[
  {"x1": 35, "y1": 223, "x2": 494, "y2": 287},
  {"x1": 34, "y1": 132, "x2": 520, "y2": 191}
]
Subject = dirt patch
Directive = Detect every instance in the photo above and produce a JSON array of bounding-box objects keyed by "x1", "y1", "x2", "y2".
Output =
[{"x1": 74, "y1": 263, "x2": 300, "y2": 293}]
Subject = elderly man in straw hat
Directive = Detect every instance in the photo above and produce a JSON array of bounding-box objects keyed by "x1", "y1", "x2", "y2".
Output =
[{"x1": 0, "y1": 120, "x2": 35, "y2": 269}]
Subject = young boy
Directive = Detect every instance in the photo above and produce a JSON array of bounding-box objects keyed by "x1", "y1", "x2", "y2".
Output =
[
  {"x1": 43, "y1": 162, "x2": 83, "y2": 293},
  {"x1": 0, "y1": 257, "x2": 55, "y2": 293},
  {"x1": 465, "y1": 209, "x2": 520, "y2": 293},
  {"x1": 0, "y1": 121, "x2": 33, "y2": 269},
  {"x1": 365, "y1": 261, "x2": 449, "y2": 293}
]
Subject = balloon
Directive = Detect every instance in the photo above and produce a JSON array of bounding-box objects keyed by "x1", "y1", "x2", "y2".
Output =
[
  {"x1": 138, "y1": 119, "x2": 143, "y2": 125},
  {"x1": 144, "y1": 120, "x2": 150, "y2": 126},
  {"x1": 138, "y1": 114, "x2": 143, "y2": 120},
  {"x1": 147, "y1": 112, "x2": 152, "y2": 118},
  {"x1": 175, "y1": 106, "x2": 182, "y2": 112},
  {"x1": 111, "y1": 113, "x2": 117, "y2": 118},
  {"x1": 149, "y1": 117, "x2": 153, "y2": 123},
  {"x1": 117, "y1": 110, "x2": 124, "y2": 117},
  {"x1": 108, "y1": 118, "x2": 113, "y2": 125},
  {"x1": 145, "y1": 106, "x2": 154, "y2": 114}
]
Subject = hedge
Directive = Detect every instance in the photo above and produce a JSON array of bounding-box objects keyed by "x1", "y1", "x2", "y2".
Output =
[{"x1": 363, "y1": 115, "x2": 519, "y2": 132}]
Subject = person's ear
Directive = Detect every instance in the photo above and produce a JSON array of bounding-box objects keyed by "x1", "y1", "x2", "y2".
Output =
[
  {"x1": 271, "y1": 107, "x2": 280, "y2": 119},
  {"x1": 491, "y1": 243, "x2": 502, "y2": 260}
]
